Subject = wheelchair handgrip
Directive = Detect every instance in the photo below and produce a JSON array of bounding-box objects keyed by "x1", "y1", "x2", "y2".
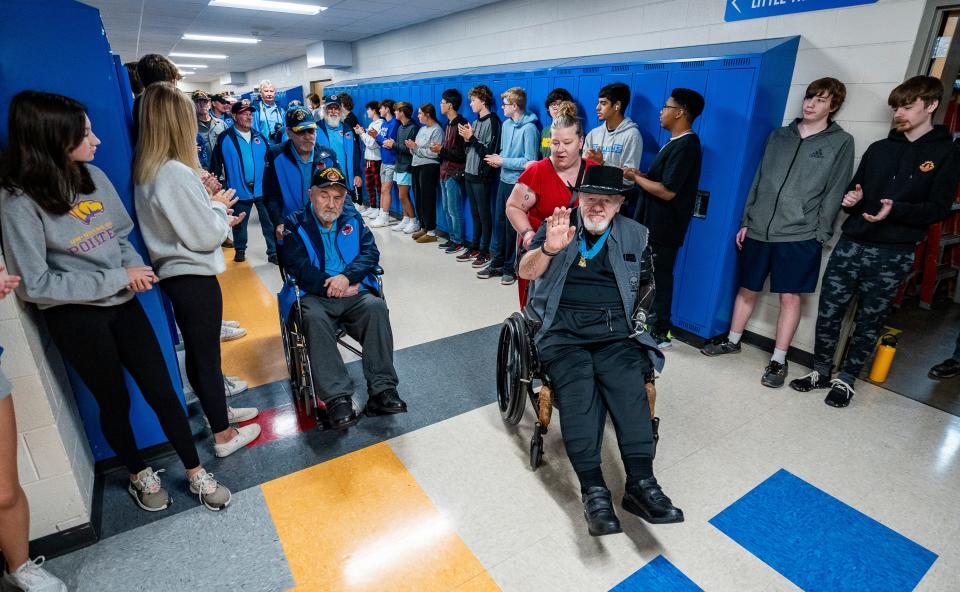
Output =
[{"x1": 373, "y1": 265, "x2": 384, "y2": 275}]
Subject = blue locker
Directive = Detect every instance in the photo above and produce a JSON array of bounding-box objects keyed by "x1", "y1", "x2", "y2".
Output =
[
  {"x1": 1, "y1": 0, "x2": 189, "y2": 461},
  {"x1": 334, "y1": 38, "x2": 799, "y2": 338}
]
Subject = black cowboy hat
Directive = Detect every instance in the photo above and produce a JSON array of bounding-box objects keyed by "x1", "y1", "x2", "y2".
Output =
[{"x1": 573, "y1": 165, "x2": 625, "y2": 196}]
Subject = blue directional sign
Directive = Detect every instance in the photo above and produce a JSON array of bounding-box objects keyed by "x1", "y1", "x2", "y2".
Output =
[{"x1": 725, "y1": 0, "x2": 878, "y2": 22}]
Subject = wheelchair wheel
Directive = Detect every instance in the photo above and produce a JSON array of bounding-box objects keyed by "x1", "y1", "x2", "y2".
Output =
[
  {"x1": 497, "y1": 313, "x2": 530, "y2": 426},
  {"x1": 280, "y1": 317, "x2": 297, "y2": 392}
]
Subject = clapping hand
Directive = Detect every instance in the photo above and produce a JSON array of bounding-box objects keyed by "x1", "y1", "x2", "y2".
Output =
[
  {"x1": 383, "y1": 138, "x2": 395, "y2": 148},
  {"x1": 584, "y1": 147, "x2": 603, "y2": 164},
  {"x1": 0, "y1": 265, "x2": 21, "y2": 299},
  {"x1": 211, "y1": 188, "x2": 237, "y2": 209},
  {"x1": 404, "y1": 138, "x2": 417, "y2": 150},
  {"x1": 429, "y1": 142, "x2": 442, "y2": 154},
  {"x1": 484, "y1": 154, "x2": 503, "y2": 168},
  {"x1": 227, "y1": 210, "x2": 246, "y2": 227},
  {"x1": 125, "y1": 266, "x2": 159, "y2": 292},
  {"x1": 842, "y1": 184, "x2": 863, "y2": 208},
  {"x1": 863, "y1": 199, "x2": 893, "y2": 223},
  {"x1": 367, "y1": 128, "x2": 378, "y2": 138},
  {"x1": 544, "y1": 207, "x2": 576, "y2": 253},
  {"x1": 199, "y1": 171, "x2": 222, "y2": 197},
  {"x1": 353, "y1": 124, "x2": 364, "y2": 136},
  {"x1": 458, "y1": 122, "x2": 473, "y2": 141}
]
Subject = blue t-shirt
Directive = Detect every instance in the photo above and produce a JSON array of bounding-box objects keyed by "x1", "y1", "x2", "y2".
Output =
[
  {"x1": 297, "y1": 152, "x2": 312, "y2": 201},
  {"x1": 325, "y1": 124, "x2": 347, "y2": 176},
  {"x1": 263, "y1": 103, "x2": 283, "y2": 132},
  {"x1": 237, "y1": 133, "x2": 255, "y2": 185}
]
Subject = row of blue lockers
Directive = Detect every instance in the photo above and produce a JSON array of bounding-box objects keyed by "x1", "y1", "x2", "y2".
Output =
[{"x1": 326, "y1": 37, "x2": 800, "y2": 340}]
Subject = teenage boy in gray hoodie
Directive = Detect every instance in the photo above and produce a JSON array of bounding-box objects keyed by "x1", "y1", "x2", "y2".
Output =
[
  {"x1": 701, "y1": 78, "x2": 855, "y2": 389},
  {"x1": 583, "y1": 82, "x2": 642, "y2": 197}
]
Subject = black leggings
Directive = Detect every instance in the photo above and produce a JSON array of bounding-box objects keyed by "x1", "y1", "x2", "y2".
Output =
[
  {"x1": 464, "y1": 178, "x2": 493, "y2": 253},
  {"x1": 412, "y1": 163, "x2": 440, "y2": 231},
  {"x1": 160, "y1": 275, "x2": 230, "y2": 433},
  {"x1": 44, "y1": 298, "x2": 200, "y2": 473}
]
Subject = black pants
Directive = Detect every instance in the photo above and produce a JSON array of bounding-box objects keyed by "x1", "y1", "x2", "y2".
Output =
[
  {"x1": 160, "y1": 275, "x2": 230, "y2": 433},
  {"x1": 300, "y1": 293, "x2": 399, "y2": 404},
  {"x1": 651, "y1": 243, "x2": 679, "y2": 334},
  {"x1": 464, "y1": 178, "x2": 493, "y2": 253},
  {"x1": 44, "y1": 299, "x2": 200, "y2": 473},
  {"x1": 540, "y1": 339, "x2": 654, "y2": 473},
  {"x1": 412, "y1": 163, "x2": 440, "y2": 232}
]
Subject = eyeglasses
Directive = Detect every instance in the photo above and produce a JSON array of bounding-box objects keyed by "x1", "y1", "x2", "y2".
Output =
[
  {"x1": 661, "y1": 105, "x2": 682, "y2": 112},
  {"x1": 290, "y1": 128, "x2": 315, "y2": 135},
  {"x1": 502, "y1": 103, "x2": 514, "y2": 108},
  {"x1": 581, "y1": 196, "x2": 620, "y2": 208}
]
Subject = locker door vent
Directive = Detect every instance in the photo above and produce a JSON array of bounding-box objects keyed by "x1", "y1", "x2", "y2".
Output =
[
  {"x1": 582, "y1": 67, "x2": 600, "y2": 73},
  {"x1": 643, "y1": 63, "x2": 665, "y2": 70},
  {"x1": 557, "y1": 68, "x2": 573, "y2": 75},
  {"x1": 680, "y1": 60, "x2": 705, "y2": 69},
  {"x1": 612, "y1": 65, "x2": 630, "y2": 72},
  {"x1": 722, "y1": 57, "x2": 751, "y2": 67}
]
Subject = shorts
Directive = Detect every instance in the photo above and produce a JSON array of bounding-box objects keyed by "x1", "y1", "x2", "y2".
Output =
[
  {"x1": 0, "y1": 366, "x2": 11, "y2": 400},
  {"x1": 739, "y1": 237, "x2": 822, "y2": 294},
  {"x1": 393, "y1": 171, "x2": 412, "y2": 186},
  {"x1": 380, "y1": 164, "x2": 396, "y2": 184}
]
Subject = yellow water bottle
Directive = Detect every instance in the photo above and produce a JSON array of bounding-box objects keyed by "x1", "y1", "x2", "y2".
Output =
[{"x1": 869, "y1": 334, "x2": 898, "y2": 383}]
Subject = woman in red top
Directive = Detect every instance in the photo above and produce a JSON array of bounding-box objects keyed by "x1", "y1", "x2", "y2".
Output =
[{"x1": 506, "y1": 101, "x2": 594, "y2": 307}]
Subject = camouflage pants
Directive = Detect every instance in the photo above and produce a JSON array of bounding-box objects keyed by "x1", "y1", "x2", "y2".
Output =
[{"x1": 813, "y1": 237, "x2": 914, "y2": 385}]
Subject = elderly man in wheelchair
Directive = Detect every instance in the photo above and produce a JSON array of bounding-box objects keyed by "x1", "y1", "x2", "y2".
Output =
[
  {"x1": 278, "y1": 166, "x2": 407, "y2": 430},
  {"x1": 513, "y1": 165, "x2": 683, "y2": 537}
]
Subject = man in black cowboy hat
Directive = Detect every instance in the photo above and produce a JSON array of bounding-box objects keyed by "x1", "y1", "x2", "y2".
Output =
[
  {"x1": 519, "y1": 165, "x2": 683, "y2": 536},
  {"x1": 279, "y1": 166, "x2": 407, "y2": 430}
]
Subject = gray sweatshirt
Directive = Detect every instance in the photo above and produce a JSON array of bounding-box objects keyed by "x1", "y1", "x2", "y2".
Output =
[
  {"x1": 411, "y1": 123, "x2": 442, "y2": 167},
  {"x1": 0, "y1": 165, "x2": 143, "y2": 309},
  {"x1": 394, "y1": 121, "x2": 418, "y2": 173},
  {"x1": 583, "y1": 117, "x2": 642, "y2": 188},
  {"x1": 741, "y1": 120, "x2": 855, "y2": 244},
  {"x1": 134, "y1": 160, "x2": 230, "y2": 279}
]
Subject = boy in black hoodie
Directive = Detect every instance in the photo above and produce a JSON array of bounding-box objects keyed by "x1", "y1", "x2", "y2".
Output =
[
  {"x1": 791, "y1": 76, "x2": 960, "y2": 407},
  {"x1": 433, "y1": 88, "x2": 469, "y2": 253}
]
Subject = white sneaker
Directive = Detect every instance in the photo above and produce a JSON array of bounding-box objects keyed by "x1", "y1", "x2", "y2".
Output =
[
  {"x1": 223, "y1": 375, "x2": 248, "y2": 396},
  {"x1": 392, "y1": 216, "x2": 410, "y2": 232},
  {"x1": 213, "y1": 423, "x2": 262, "y2": 458},
  {"x1": 222, "y1": 320, "x2": 241, "y2": 329},
  {"x1": 204, "y1": 406, "x2": 259, "y2": 429},
  {"x1": 189, "y1": 469, "x2": 232, "y2": 511},
  {"x1": 220, "y1": 325, "x2": 247, "y2": 342},
  {"x1": 363, "y1": 207, "x2": 379, "y2": 219},
  {"x1": 426, "y1": 230, "x2": 436, "y2": 237},
  {"x1": 357, "y1": 204, "x2": 368, "y2": 213},
  {"x1": 403, "y1": 220, "x2": 421, "y2": 234},
  {"x1": 369, "y1": 212, "x2": 391, "y2": 228},
  {"x1": 3, "y1": 557, "x2": 67, "y2": 592}
]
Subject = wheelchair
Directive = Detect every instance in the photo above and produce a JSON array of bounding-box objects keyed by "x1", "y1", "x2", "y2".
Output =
[
  {"x1": 277, "y1": 265, "x2": 384, "y2": 429},
  {"x1": 496, "y1": 263, "x2": 660, "y2": 470}
]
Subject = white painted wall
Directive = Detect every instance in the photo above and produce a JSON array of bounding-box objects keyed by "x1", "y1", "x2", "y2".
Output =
[
  {"x1": 1, "y1": 248, "x2": 94, "y2": 540},
  {"x1": 234, "y1": 0, "x2": 926, "y2": 353}
]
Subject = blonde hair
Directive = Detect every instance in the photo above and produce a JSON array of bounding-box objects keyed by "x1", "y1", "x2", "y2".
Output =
[
  {"x1": 550, "y1": 101, "x2": 583, "y2": 136},
  {"x1": 501, "y1": 87, "x2": 527, "y2": 111},
  {"x1": 134, "y1": 82, "x2": 201, "y2": 184}
]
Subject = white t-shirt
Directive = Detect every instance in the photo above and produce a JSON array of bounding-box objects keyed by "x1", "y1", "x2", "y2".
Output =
[
  {"x1": 361, "y1": 119, "x2": 384, "y2": 161},
  {"x1": 237, "y1": 129, "x2": 252, "y2": 143}
]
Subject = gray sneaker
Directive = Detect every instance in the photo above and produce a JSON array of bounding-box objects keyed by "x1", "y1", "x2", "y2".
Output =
[
  {"x1": 128, "y1": 467, "x2": 170, "y2": 512},
  {"x1": 762, "y1": 361, "x2": 788, "y2": 388},
  {"x1": 3, "y1": 557, "x2": 67, "y2": 592},
  {"x1": 701, "y1": 339, "x2": 741, "y2": 356},
  {"x1": 189, "y1": 469, "x2": 232, "y2": 511}
]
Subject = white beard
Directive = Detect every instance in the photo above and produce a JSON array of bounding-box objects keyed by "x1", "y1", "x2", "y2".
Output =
[
  {"x1": 582, "y1": 216, "x2": 611, "y2": 234},
  {"x1": 325, "y1": 115, "x2": 341, "y2": 128}
]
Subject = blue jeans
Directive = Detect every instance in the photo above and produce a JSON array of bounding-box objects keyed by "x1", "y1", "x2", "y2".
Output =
[
  {"x1": 232, "y1": 199, "x2": 277, "y2": 255},
  {"x1": 440, "y1": 176, "x2": 465, "y2": 245},
  {"x1": 489, "y1": 181, "x2": 517, "y2": 274}
]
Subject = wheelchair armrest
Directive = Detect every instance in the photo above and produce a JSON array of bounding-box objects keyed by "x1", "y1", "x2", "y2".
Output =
[{"x1": 373, "y1": 265, "x2": 384, "y2": 276}]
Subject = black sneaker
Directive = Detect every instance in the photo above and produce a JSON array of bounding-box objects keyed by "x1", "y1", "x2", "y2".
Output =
[
  {"x1": 701, "y1": 339, "x2": 741, "y2": 356},
  {"x1": 622, "y1": 477, "x2": 684, "y2": 524},
  {"x1": 929, "y1": 358, "x2": 960, "y2": 379},
  {"x1": 761, "y1": 361, "x2": 787, "y2": 388},
  {"x1": 267, "y1": 254, "x2": 279, "y2": 265},
  {"x1": 444, "y1": 243, "x2": 464, "y2": 254},
  {"x1": 457, "y1": 249, "x2": 479, "y2": 262},
  {"x1": 476, "y1": 265, "x2": 503, "y2": 279},
  {"x1": 500, "y1": 273, "x2": 516, "y2": 285},
  {"x1": 233, "y1": 250, "x2": 246, "y2": 263},
  {"x1": 581, "y1": 487, "x2": 622, "y2": 536},
  {"x1": 437, "y1": 240, "x2": 454, "y2": 249},
  {"x1": 824, "y1": 379, "x2": 855, "y2": 408},
  {"x1": 471, "y1": 253, "x2": 492, "y2": 268},
  {"x1": 789, "y1": 370, "x2": 831, "y2": 392}
]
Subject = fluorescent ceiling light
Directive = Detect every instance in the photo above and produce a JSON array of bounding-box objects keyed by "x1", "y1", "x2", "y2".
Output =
[
  {"x1": 170, "y1": 52, "x2": 228, "y2": 59},
  {"x1": 173, "y1": 63, "x2": 209, "y2": 69},
  {"x1": 208, "y1": 0, "x2": 326, "y2": 14},
  {"x1": 182, "y1": 33, "x2": 260, "y2": 44},
  {"x1": 179, "y1": 71, "x2": 196, "y2": 76}
]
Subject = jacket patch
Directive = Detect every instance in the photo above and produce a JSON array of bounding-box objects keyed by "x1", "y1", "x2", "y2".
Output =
[
  {"x1": 342, "y1": 223, "x2": 354, "y2": 236},
  {"x1": 809, "y1": 148, "x2": 824, "y2": 159},
  {"x1": 919, "y1": 160, "x2": 935, "y2": 173}
]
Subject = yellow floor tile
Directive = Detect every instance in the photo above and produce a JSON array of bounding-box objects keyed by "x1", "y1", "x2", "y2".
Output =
[
  {"x1": 219, "y1": 257, "x2": 288, "y2": 388},
  {"x1": 262, "y1": 442, "x2": 498, "y2": 592}
]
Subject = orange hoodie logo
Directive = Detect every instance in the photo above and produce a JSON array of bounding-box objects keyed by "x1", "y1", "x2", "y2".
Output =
[
  {"x1": 69, "y1": 200, "x2": 104, "y2": 225},
  {"x1": 919, "y1": 161, "x2": 935, "y2": 173}
]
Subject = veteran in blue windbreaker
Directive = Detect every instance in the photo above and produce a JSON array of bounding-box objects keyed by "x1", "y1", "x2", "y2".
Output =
[
  {"x1": 210, "y1": 98, "x2": 277, "y2": 264},
  {"x1": 263, "y1": 106, "x2": 341, "y2": 241},
  {"x1": 279, "y1": 167, "x2": 408, "y2": 430}
]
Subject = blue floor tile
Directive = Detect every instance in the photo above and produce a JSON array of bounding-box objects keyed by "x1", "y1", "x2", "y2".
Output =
[
  {"x1": 610, "y1": 555, "x2": 703, "y2": 591},
  {"x1": 709, "y1": 469, "x2": 938, "y2": 592}
]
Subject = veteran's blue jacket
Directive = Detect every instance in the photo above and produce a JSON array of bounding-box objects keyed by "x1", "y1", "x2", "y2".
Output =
[{"x1": 210, "y1": 126, "x2": 269, "y2": 201}]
